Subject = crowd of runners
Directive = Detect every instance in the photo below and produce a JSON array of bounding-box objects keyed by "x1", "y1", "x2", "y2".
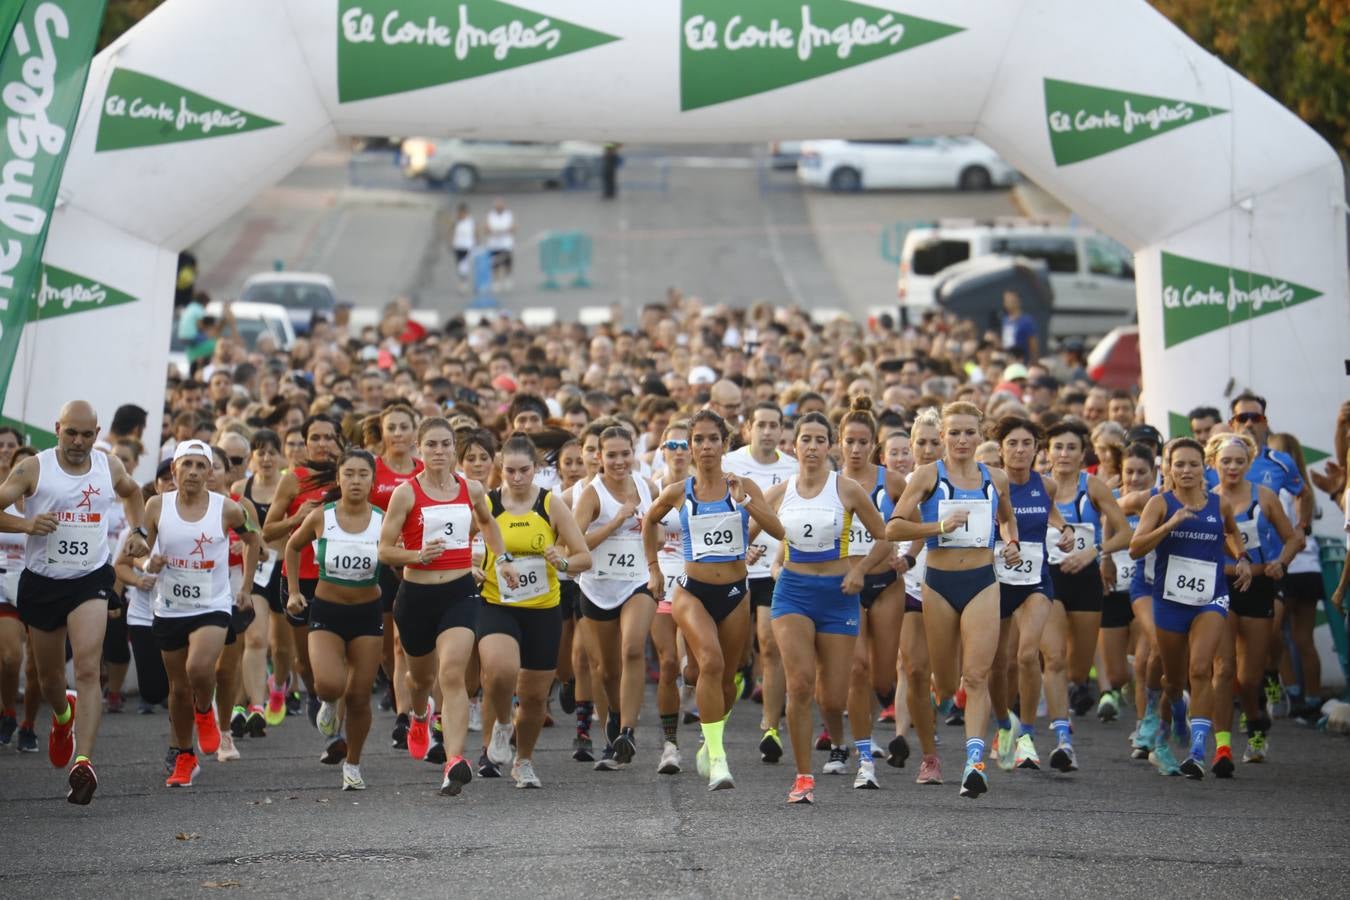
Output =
[{"x1": 0, "y1": 295, "x2": 1344, "y2": 805}]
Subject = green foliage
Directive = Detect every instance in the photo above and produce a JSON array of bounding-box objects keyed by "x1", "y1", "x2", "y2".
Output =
[{"x1": 97, "y1": 0, "x2": 167, "y2": 52}]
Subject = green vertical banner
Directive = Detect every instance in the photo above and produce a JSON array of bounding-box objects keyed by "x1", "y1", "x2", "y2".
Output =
[{"x1": 0, "y1": 0, "x2": 107, "y2": 403}]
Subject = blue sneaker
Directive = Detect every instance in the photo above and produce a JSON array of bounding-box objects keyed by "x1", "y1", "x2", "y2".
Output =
[
  {"x1": 959, "y1": 761, "x2": 988, "y2": 798},
  {"x1": 1149, "y1": 736, "x2": 1182, "y2": 776},
  {"x1": 1135, "y1": 708, "x2": 1160, "y2": 754}
]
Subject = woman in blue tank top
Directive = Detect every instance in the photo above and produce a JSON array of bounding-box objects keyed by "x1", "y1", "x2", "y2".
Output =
[
  {"x1": 1130, "y1": 438, "x2": 1252, "y2": 781},
  {"x1": 1040, "y1": 420, "x2": 1129, "y2": 768},
  {"x1": 987, "y1": 417, "x2": 1075, "y2": 775},
  {"x1": 1205, "y1": 432, "x2": 1303, "y2": 772},
  {"x1": 888, "y1": 402, "x2": 1019, "y2": 800},
  {"x1": 1115, "y1": 444, "x2": 1164, "y2": 760},
  {"x1": 644, "y1": 410, "x2": 783, "y2": 792}
]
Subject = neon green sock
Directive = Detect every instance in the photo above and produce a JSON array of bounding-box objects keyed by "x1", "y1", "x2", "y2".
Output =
[
  {"x1": 701, "y1": 719, "x2": 726, "y2": 758},
  {"x1": 1215, "y1": 731, "x2": 1231, "y2": 750},
  {"x1": 55, "y1": 702, "x2": 72, "y2": 725},
  {"x1": 74, "y1": 754, "x2": 89, "y2": 765}
]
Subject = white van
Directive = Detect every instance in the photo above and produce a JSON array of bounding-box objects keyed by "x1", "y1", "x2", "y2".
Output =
[{"x1": 896, "y1": 222, "x2": 1136, "y2": 337}]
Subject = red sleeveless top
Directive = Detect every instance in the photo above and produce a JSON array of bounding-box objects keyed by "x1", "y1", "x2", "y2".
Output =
[
  {"x1": 372, "y1": 455, "x2": 424, "y2": 511},
  {"x1": 400, "y1": 473, "x2": 474, "y2": 571}
]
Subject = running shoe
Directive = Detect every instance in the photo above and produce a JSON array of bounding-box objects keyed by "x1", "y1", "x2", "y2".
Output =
[
  {"x1": 613, "y1": 727, "x2": 637, "y2": 765},
  {"x1": 959, "y1": 761, "x2": 988, "y2": 798},
  {"x1": 105, "y1": 692, "x2": 124, "y2": 714},
  {"x1": 682, "y1": 709, "x2": 701, "y2": 725},
  {"x1": 916, "y1": 754, "x2": 943, "y2": 785},
  {"x1": 1136, "y1": 708, "x2": 1161, "y2": 751},
  {"x1": 1070, "y1": 682, "x2": 1096, "y2": 717},
  {"x1": 246, "y1": 710, "x2": 267, "y2": 739},
  {"x1": 49, "y1": 691, "x2": 76, "y2": 768},
  {"x1": 378, "y1": 684, "x2": 394, "y2": 713},
  {"x1": 391, "y1": 712, "x2": 409, "y2": 749},
  {"x1": 658, "y1": 740, "x2": 681, "y2": 775},
  {"x1": 265, "y1": 681, "x2": 287, "y2": 726},
  {"x1": 1149, "y1": 737, "x2": 1182, "y2": 776},
  {"x1": 871, "y1": 744, "x2": 886, "y2": 760},
  {"x1": 320, "y1": 737, "x2": 347, "y2": 765},
  {"x1": 467, "y1": 697, "x2": 483, "y2": 733},
  {"x1": 605, "y1": 714, "x2": 621, "y2": 747},
  {"x1": 996, "y1": 712, "x2": 1020, "y2": 772},
  {"x1": 487, "y1": 721, "x2": 516, "y2": 766},
  {"x1": 195, "y1": 706, "x2": 221, "y2": 756},
  {"x1": 814, "y1": 727, "x2": 831, "y2": 751},
  {"x1": 787, "y1": 773, "x2": 815, "y2": 804},
  {"x1": 138, "y1": 700, "x2": 156, "y2": 714},
  {"x1": 886, "y1": 734, "x2": 910, "y2": 768},
  {"x1": 759, "y1": 728, "x2": 783, "y2": 764},
  {"x1": 1243, "y1": 732, "x2": 1267, "y2": 763},
  {"x1": 407, "y1": 704, "x2": 432, "y2": 761},
  {"x1": 1179, "y1": 755, "x2": 1205, "y2": 780},
  {"x1": 1014, "y1": 734, "x2": 1040, "y2": 770},
  {"x1": 559, "y1": 679, "x2": 577, "y2": 714},
  {"x1": 1130, "y1": 735, "x2": 1151, "y2": 761},
  {"x1": 165, "y1": 750, "x2": 200, "y2": 788},
  {"x1": 440, "y1": 755, "x2": 473, "y2": 796},
  {"x1": 342, "y1": 762, "x2": 366, "y2": 791},
  {"x1": 1097, "y1": 690, "x2": 1119, "y2": 723},
  {"x1": 477, "y1": 749, "x2": 501, "y2": 778},
  {"x1": 1049, "y1": 742, "x2": 1078, "y2": 773},
  {"x1": 424, "y1": 734, "x2": 446, "y2": 764},
  {"x1": 696, "y1": 741, "x2": 709, "y2": 778},
  {"x1": 879, "y1": 703, "x2": 896, "y2": 724},
  {"x1": 67, "y1": 758, "x2": 97, "y2": 805},
  {"x1": 217, "y1": 733, "x2": 241, "y2": 762},
  {"x1": 512, "y1": 758, "x2": 542, "y2": 789},
  {"x1": 315, "y1": 700, "x2": 339, "y2": 739},
  {"x1": 16, "y1": 724, "x2": 37, "y2": 753},
  {"x1": 285, "y1": 690, "x2": 303, "y2": 717},
  {"x1": 0, "y1": 713, "x2": 17, "y2": 745},
  {"x1": 306, "y1": 693, "x2": 320, "y2": 727},
  {"x1": 853, "y1": 758, "x2": 879, "y2": 790},
  {"x1": 944, "y1": 706, "x2": 964, "y2": 727},
  {"x1": 822, "y1": 745, "x2": 849, "y2": 775},
  {"x1": 593, "y1": 745, "x2": 620, "y2": 771},
  {"x1": 1211, "y1": 745, "x2": 1235, "y2": 778},
  {"x1": 708, "y1": 755, "x2": 735, "y2": 791},
  {"x1": 230, "y1": 706, "x2": 247, "y2": 738},
  {"x1": 1263, "y1": 675, "x2": 1287, "y2": 718},
  {"x1": 572, "y1": 732, "x2": 594, "y2": 762}
]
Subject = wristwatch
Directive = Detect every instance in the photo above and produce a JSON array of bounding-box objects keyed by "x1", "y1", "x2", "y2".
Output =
[
  {"x1": 132, "y1": 526, "x2": 148, "y2": 539},
  {"x1": 498, "y1": 552, "x2": 514, "y2": 564},
  {"x1": 902, "y1": 554, "x2": 917, "y2": 570}
]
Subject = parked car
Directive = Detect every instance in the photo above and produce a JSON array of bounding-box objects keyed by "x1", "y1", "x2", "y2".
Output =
[
  {"x1": 168, "y1": 300, "x2": 296, "y2": 379},
  {"x1": 399, "y1": 138, "x2": 604, "y2": 192},
  {"x1": 897, "y1": 222, "x2": 1136, "y2": 338},
  {"x1": 1087, "y1": 325, "x2": 1141, "y2": 389},
  {"x1": 796, "y1": 138, "x2": 1017, "y2": 192},
  {"x1": 240, "y1": 272, "x2": 338, "y2": 336},
  {"x1": 769, "y1": 140, "x2": 810, "y2": 170}
]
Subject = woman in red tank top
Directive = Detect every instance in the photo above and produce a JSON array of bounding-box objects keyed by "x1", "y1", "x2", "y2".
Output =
[
  {"x1": 262, "y1": 416, "x2": 341, "y2": 753},
  {"x1": 378, "y1": 417, "x2": 518, "y2": 797}
]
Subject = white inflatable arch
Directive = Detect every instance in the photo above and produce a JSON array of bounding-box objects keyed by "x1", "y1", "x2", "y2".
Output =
[{"x1": 7, "y1": 0, "x2": 1347, "y2": 480}]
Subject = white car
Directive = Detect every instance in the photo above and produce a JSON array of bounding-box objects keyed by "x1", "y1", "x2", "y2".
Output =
[
  {"x1": 897, "y1": 222, "x2": 1137, "y2": 338},
  {"x1": 400, "y1": 138, "x2": 604, "y2": 192},
  {"x1": 797, "y1": 138, "x2": 1018, "y2": 192},
  {"x1": 240, "y1": 271, "x2": 338, "y2": 336}
]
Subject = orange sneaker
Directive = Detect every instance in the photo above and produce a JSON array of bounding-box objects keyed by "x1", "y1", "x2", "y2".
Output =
[
  {"x1": 787, "y1": 774, "x2": 815, "y2": 804},
  {"x1": 1211, "y1": 744, "x2": 1235, "y2": 778},
  {"x1": 195, "y1": 706, "x2": 221, "y2": 755},
  {"x1": 407, "y1": 699, "x2": 434, "y2": 761},
  {"x1": 165, "y1": 750, "x2": 201, "y2": 787},
  {"x1": 49, "y1": 691, "x2": 76, "y2": 769}
]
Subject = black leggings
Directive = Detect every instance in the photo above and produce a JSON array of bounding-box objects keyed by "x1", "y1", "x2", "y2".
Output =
[
  {"x1": 128, "y1": 624, "x2": 169, "y2": 705},
  {"x1": 103, "y1": 609, "x2": 131, "y2": 665}
]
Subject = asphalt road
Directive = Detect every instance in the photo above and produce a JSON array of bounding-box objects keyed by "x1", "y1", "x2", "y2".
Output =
[
  {"x1": 1, "y1": 683, "x2": 1345, "y2": 898},
  {"x1": 191, "y1": 143, "x2": 1019, "y2": 327}
]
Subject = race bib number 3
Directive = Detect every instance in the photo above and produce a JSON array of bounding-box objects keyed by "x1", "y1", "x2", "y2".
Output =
[
  {"x1": 994, "y1": 541, "x2": 1043, "y2": 586},
  {"x1": 595, "y1": 533, "x2": 643, "y2": 581},
  {"x1": 1047, "y1": 523, "x2": 1094, "y2": 565},
  {"x1": 498, "y1": 556, "x2": 548, "y2": 603},
  {"x1": 937, "y1": 499, "x2": 991, "y2": 549},
  {"x1": 421, "y1": 504, "x2": 472, "y2": 552},
  {"x1": 1163, "y1": 554, "x2": 1215, "y2": 606},
  {"x1": 689, "y1": 512, "x2": 745, "y2": 560}
]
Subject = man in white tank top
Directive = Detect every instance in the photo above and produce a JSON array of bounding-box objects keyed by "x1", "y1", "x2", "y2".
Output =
[{"x1": 0, "y1": 401, "x2": 149, "y2": 805}]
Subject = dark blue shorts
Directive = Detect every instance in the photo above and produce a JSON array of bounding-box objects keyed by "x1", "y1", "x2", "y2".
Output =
[
  {"x1": 1152, "y1": 594, "x2": 1229, "y2": 634},
  {"x1": 771, "y1": 569, "x2": 859, "y2": 637}
]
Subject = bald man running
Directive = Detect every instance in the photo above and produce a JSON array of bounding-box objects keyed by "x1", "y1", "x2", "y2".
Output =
[{"x1": 0, "y1": 401, "x2": 148, "y2": 803}]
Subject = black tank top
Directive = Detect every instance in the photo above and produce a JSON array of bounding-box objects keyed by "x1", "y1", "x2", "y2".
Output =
[{"x1": 244, "y1": 476, "x2": 273, "y2": 528}]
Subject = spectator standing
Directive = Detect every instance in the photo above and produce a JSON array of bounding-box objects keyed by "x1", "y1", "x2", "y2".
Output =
[
  {"x1": 1000, "y1": 290, "x2": 1039, "y2": 363},
  {"x1": 450, "y1": 203, "x2": 477, "y2": 293},
  {"x1": 486, "y1": 198, "x2": 516, "y2": 291}
]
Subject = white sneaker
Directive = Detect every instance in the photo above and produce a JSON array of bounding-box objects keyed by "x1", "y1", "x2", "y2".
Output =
[
  {"x1": 853, "y1": 758, "x2": 879, "y2": 789},
  {"x1": 316, "y1": 700, "x2": 339, "y2": 738},
  {"x1": 658, "y1": 740, "x2": 682, "y2": 775},
  {"x1": 468, "y1": 697, "x2": 483, "y2": 733},
  {"x1": 696, "y1": 741, "x2": 709, "y2": 778},
  {"x1": 216, "y1": 733, "x2": 240, "y2": 762},
  {"x1": 512, "y1": 758, "x2": 542, "y2": 788},
  {"x1": 708, "y1": 755, "x2": 734, "y2": 791},
  {"x1": 341, "y1": 762, "x2": 366, "y2": 791},
  {"x1": 487, "y1": 721, "x2": 515, "y2": 765}
]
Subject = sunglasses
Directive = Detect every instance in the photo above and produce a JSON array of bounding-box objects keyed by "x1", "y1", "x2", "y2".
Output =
[
  {"x1": 228, "y1": 456, "x2": 248, "y2": 467},
  {"x1": 1233, "y1": 412, "x2": 1266, "y2": 425},
  {"x1": 664, "y1": 439, "x2": 689, "y2": 451}
]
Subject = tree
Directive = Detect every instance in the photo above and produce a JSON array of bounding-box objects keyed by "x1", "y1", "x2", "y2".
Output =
[
  {"x1": 97, "y1": 0, "x2": 167, "y2": 52},
  {"x1": 1151, "y1": 0, "x2": 1349, "y2": 160}
]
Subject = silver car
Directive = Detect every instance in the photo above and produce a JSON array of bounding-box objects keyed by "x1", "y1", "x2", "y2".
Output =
[{"x1": 400, "y1": 138, "x2": 604, "y2": 192}]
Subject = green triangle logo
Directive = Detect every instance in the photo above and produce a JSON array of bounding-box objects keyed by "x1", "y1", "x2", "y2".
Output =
[
  {"x1": 0, "y1": 415, "x2": 56, "y2": 450},
  {"x1": 1160, "y1": 252, "x2": 1322, "y2": 348},
  {"x1": 680, "y1": 0, "x2": 963, "y2": 111},
  {"x1": 337, "y1": 0, "x2": 620, "y2": 103},
  {"x1": 1167, "y1": 411, "x2": 1193, "y2": 440},
  {"x1": 27, "y1": 265, "x2": 138, "y2": 322},
  {"x1": 96, "y1": 68, "x2": 280, "y2": 152},
  {"x1": 1044, "y1": 78, "x2": 1227, "y2": 166}
]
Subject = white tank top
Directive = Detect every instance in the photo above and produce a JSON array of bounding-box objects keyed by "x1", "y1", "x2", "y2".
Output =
[
  {"x1": 656, "y1": 479, "x2": 684, "y2": 582},
  {"x1": 154, "y1": 490, "x2": 232, "y2": 618},
  {"x1": 318, "y1": 504, "x2": 383, "y2": 587},
  {"x1": 0, "y1": 503, "x2": 26, "y2": 603},
  {"x1": 724, "y1": 447, "x2": 798, "y2": 578},
  {"x1": 578, "y1": 474, "x2": 652, "y2": 609},
  {"x1": 119, "y1": 531, "x2": 155, "y2": 627},
  {"x1": 778, "y1": 471, "x2": 847, "y2": 561},
  {"x1": 25, "y1": 448, "x2": 115, "y2": 578},
  {"x1": 553, "y1": 478, "x2": 591, "y2": 582}
]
